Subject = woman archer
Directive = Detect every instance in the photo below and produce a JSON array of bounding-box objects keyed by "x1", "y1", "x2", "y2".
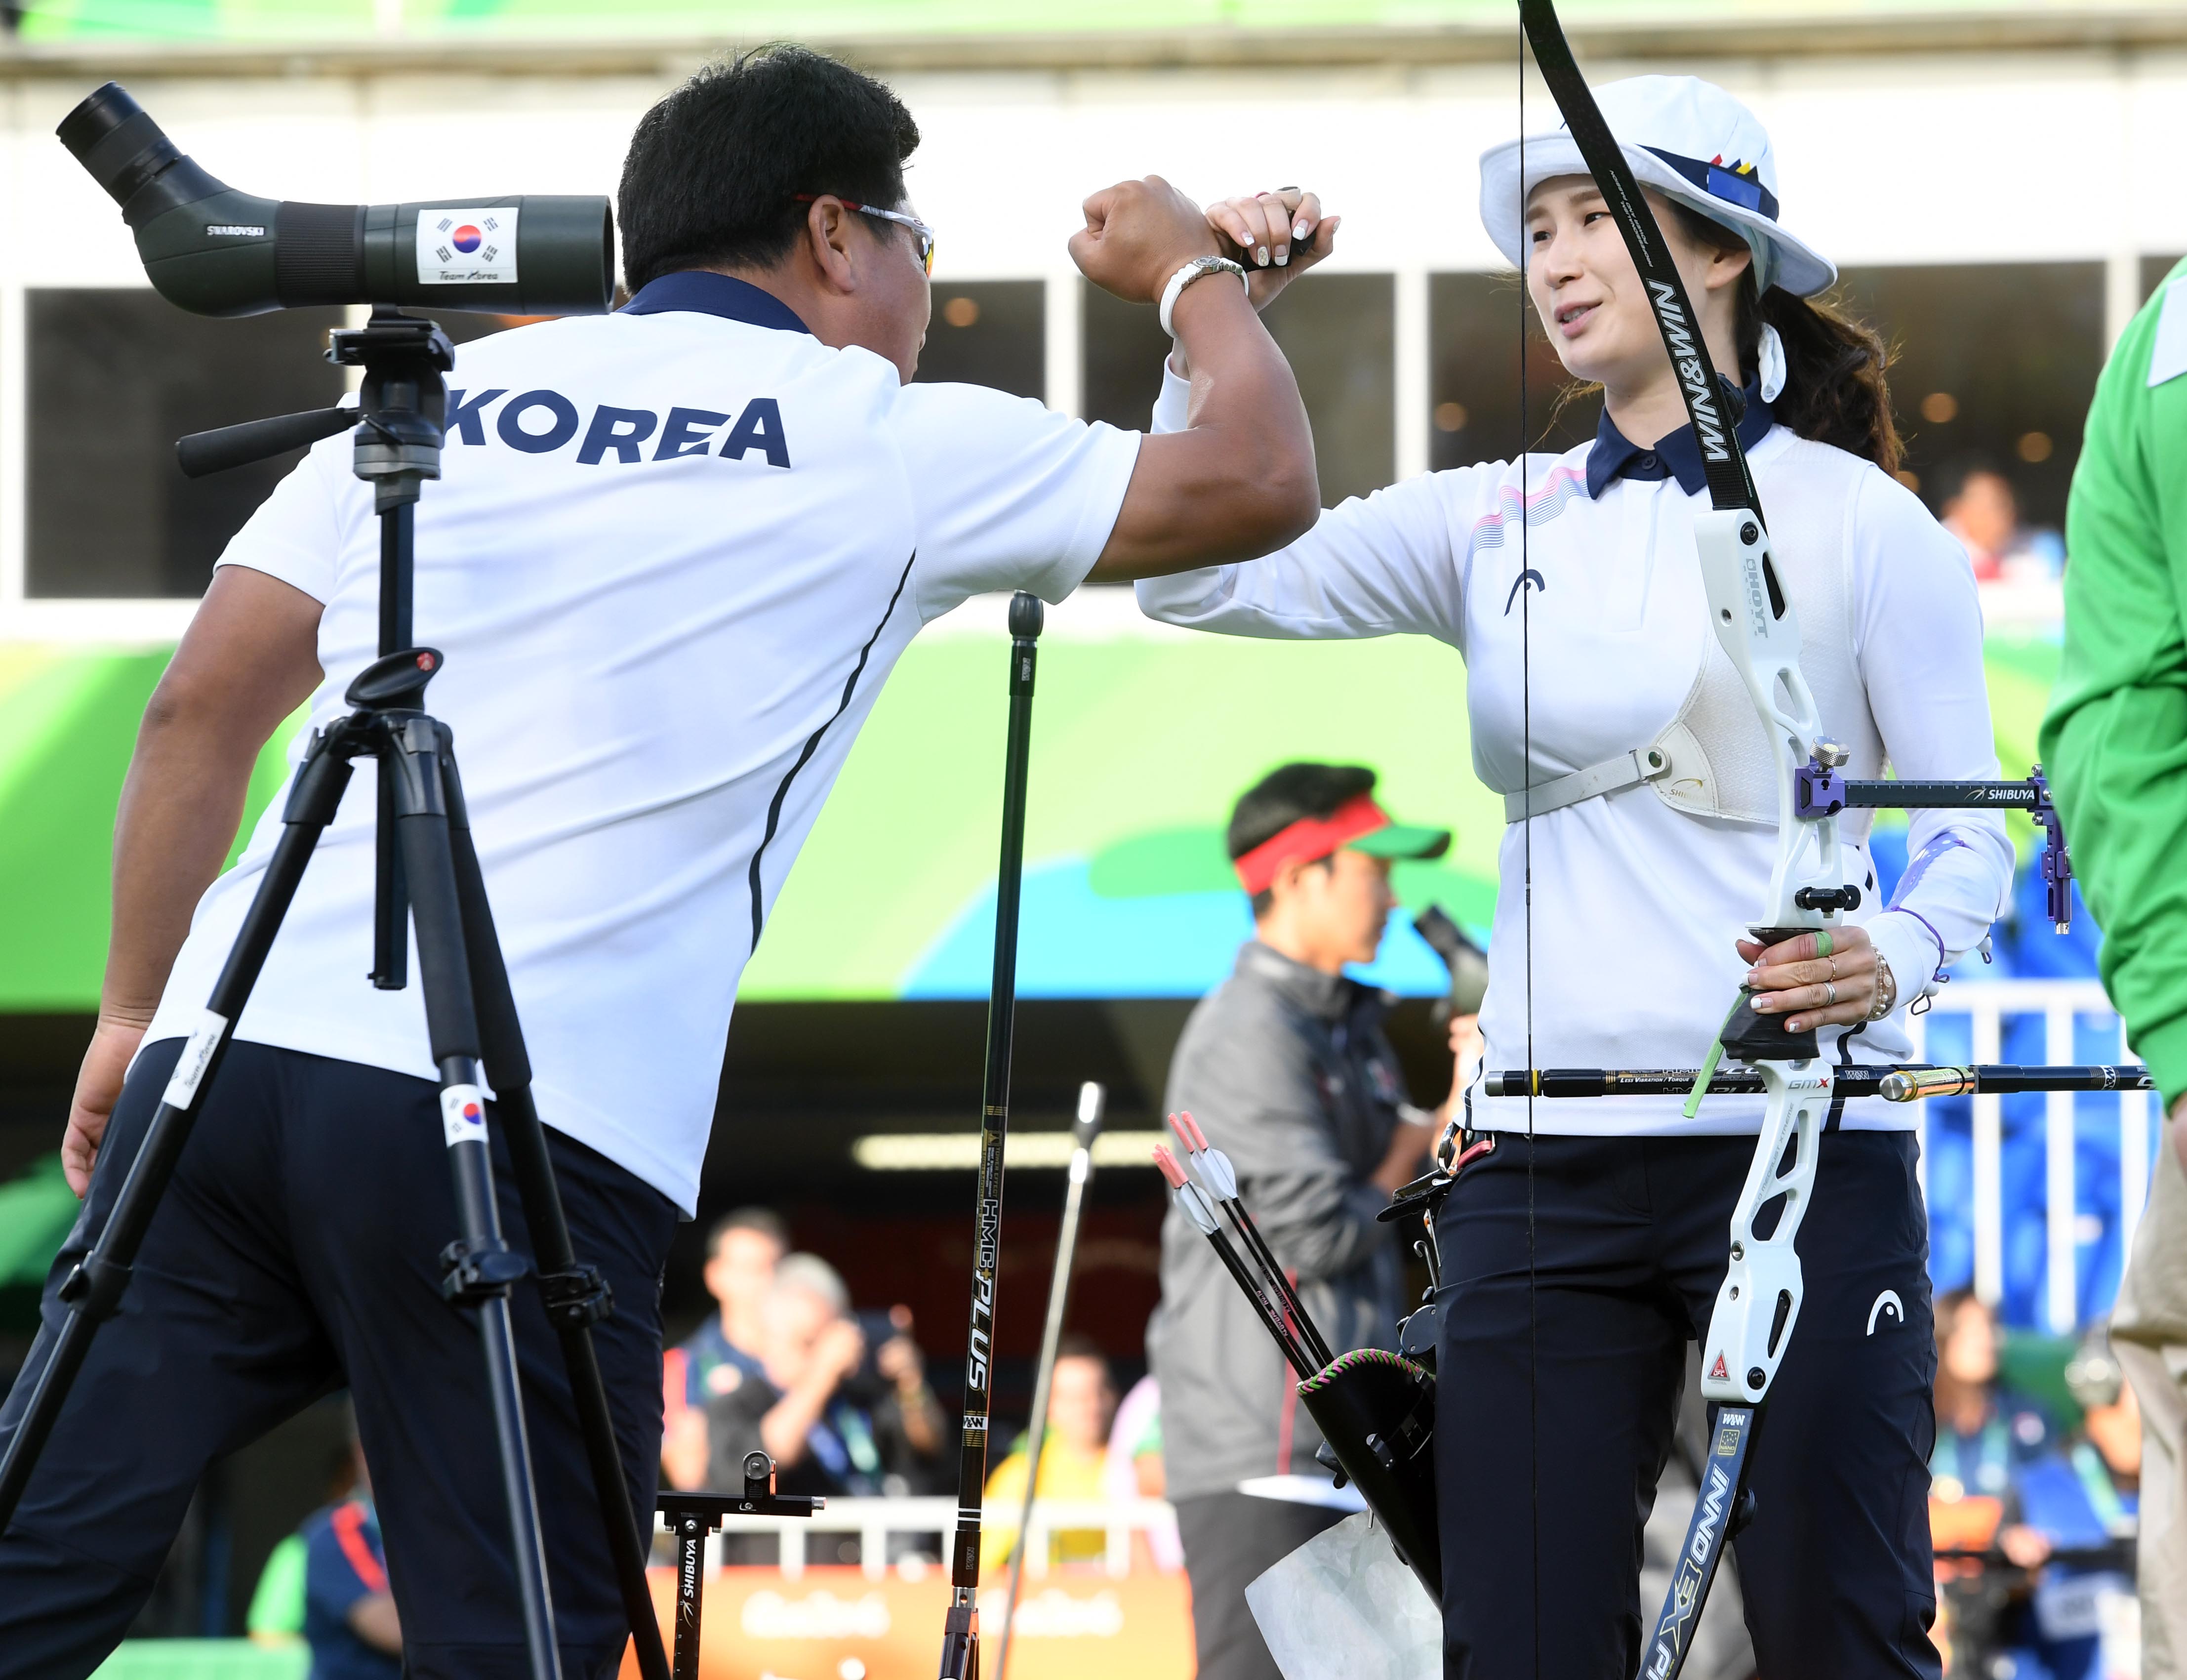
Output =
[{"x1": 1139, "y1": 76, "x2": 2010, "y2": 1677}]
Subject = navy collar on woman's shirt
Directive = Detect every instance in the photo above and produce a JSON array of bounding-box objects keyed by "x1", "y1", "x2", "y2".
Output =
[
  {"x1": 619, "y1": 270, "x2": 812, "y2": 335},
  {"x1": 1586, "y1": 372, "x2": 1773, "y2": 499}
]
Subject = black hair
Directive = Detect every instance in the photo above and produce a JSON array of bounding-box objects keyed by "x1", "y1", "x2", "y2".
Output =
[
  {"x1": 1931, "y1": 454, "x2": 2012, "y2": 509},
  {"x1": 706, "y1": 1205, "x2": 789, "y2": 1259},
  {"x1": 1663, "y1": 201, "x2": 1904, "y2": 477},
  {"x1": 617, "y1": 45, "x2": 921, "y2": 293},
  {"x1": 1054, "y1": 1331, "x2": 1111, "y2": 1374},
  {"x1": 1228, "y1": 762, "x2": 1378, "y2": 918}
]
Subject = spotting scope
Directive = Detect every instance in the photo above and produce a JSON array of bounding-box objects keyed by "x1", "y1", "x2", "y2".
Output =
[{"x1": 58, "y1": 82, "x2": 614, "y2": 318}]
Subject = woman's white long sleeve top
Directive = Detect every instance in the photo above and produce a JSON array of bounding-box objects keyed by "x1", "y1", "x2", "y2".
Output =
[{"x1": 1139, "y1": 364, "x2": 2014, "y2": 1135}]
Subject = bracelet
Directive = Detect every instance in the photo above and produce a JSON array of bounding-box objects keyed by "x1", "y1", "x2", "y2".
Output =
[
  {"x1": 1158, "y1": 255, "x2": 1249, "y2": 337},
  {"x1": 1866, "y1": 953, "x2": 1898, "y2": 1022}
]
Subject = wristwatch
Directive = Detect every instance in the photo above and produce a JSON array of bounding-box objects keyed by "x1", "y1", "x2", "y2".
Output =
[{"x1": 1158, "y1": 255, "x2": 1250, "y2": 337}]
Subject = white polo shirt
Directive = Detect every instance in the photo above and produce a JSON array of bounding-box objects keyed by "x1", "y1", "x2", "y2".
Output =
[
  {"x1": 145, "y1": 272, "x2": 1140, "y2": 1210},
  {"x1": 1138, "y1": 363, "x2": 2014, "y2": 1137}
]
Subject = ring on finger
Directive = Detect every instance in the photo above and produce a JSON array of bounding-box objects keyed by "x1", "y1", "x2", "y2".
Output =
[
  {"x1": 1822, "y1": 981, "x2": 1838, "y2": 1007},
  {"x1": 1826, "y1": 955, "x2": 1837, "y2": 981}
]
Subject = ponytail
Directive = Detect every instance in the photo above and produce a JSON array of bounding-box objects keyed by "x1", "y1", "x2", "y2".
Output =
[{"x1": 1667, "y1": 202, "x2": 1904, "y2": 477}]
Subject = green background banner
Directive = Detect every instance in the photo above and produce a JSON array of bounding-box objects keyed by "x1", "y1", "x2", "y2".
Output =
[
  {"x1": 0, "y1": 623, "x2": 2059, "y2": 1010},
  {"x1": 12, "y1": 0, "x2": 2126, "y2": 43}
]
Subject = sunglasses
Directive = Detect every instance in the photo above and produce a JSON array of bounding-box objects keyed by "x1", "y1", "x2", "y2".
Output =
[{"x1": 792, "y1": 194, "x2": 935, "y2": 276}]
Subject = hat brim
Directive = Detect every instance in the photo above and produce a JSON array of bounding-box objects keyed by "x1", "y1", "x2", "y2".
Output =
[
  {"x1": 1478, "y1": 132, "x2": 1836, "y2": 299},
  {"x1": 1347, "y1": 823, "x2": 1451, "y2": 862}
]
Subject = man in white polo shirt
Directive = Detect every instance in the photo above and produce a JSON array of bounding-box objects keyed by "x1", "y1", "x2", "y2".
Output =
[{"x1": 0, "y1": 46, "x2": 1320, "y2": 1680}]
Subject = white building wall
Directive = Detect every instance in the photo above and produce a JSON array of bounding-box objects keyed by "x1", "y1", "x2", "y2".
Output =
[{"x1": 3, "y1": 45, "x2": 2185, "y2": 638}]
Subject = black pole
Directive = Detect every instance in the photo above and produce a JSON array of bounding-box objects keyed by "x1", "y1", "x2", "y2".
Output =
[
  {"x1": 938, "y1": 590, "x2": 1045, "y2": 1680},
  {"x1": 372, "y1": 498, "x2": 412, "y2": 989}
]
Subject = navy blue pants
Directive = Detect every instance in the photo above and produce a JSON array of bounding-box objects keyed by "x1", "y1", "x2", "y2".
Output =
[
  {"x1": 0, "y1": 1037, "x2": 680, "y2": 1680},
  {"x1": 1434, "y1": 1129, "x2": 1942, "y2": 1679}
]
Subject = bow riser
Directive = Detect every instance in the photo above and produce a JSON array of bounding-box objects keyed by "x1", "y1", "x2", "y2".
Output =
[
  {"x1": 1698, "y1": 1064, "x2": 1827, "y2": 1405},
  {"x1": 1695, "y1": 510, "x2": 1846, "y2": 934}
]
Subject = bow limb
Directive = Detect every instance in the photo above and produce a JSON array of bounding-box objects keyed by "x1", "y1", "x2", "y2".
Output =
[{"x1": 1517, "y1": 6, "x2": 1849, "y2": 1677}]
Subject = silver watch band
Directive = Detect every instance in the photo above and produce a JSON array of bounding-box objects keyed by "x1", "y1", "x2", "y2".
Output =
[{"x1": 1158, "y1": 255, "x2": 1249, "y2": 336}]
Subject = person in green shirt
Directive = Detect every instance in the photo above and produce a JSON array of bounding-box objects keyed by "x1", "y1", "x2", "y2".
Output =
[{"x1": 2039, "y1": 253, "x2": 2187, "y2": 1680}]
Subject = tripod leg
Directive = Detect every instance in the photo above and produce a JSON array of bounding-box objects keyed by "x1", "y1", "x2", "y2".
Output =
[
  {"x1": 0, "y1": 736, "x2": 356, "y2": 1535},
  {"x1": 438, "y1": 737, "x2": 672, "y2": 1680},
  {"x1": 386, "y1": 718, "x2": 562, "y2": 1680}
]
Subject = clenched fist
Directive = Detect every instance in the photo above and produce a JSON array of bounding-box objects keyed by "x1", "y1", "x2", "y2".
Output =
[{"x1": 1069, "y1": 175, "x2": 1222, "y2": 305}]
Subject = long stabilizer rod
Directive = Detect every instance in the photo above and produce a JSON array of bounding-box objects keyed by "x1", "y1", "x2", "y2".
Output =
[
  {"x1": 937, "y1": 591, "x2": 1045, "y2": 1680},
  {"x1": 1483, "y1": 1064, "x2": 2149, "y2": 1102}
]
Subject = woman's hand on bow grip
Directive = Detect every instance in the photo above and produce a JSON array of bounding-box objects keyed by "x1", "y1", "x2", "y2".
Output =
[
  {"x1": 1202, "y1": 189, "x2": 1338, "y2": 307},
  {"x1": 1738, "y1": 925, "x2": 1881, "y2": 1035}
]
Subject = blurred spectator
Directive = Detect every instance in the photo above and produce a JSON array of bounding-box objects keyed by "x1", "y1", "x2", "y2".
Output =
[
  {"x1": 662, "y1": 1207, "x2": 786, "y2": 1491},
  {"x1": 706, "y1": 1253, "x2": 945, "y2": 1501},
  {"x1": 2066, "y1": 1322, "x2": 2142, "y2": 1520},
  {"x1": 1931, "y1": 1289, "x2": 2109, "y2": 1680},
  {"x1": 1149, "y1": 762, "x2": 1453, "y2": 1680},
  {"x1": 1105, "y1": 1373, "x2": 1183, "y2": 1569},
  {"x1": 981, "y1": 1334, "x2": 1117, "y2": 1572},
  {"x1": 1937, "y1": 457, "x2": 2061, "y2": 582},
  {"x1": 247, "y1": 1418, "x2": 400, "y2": 1679}
]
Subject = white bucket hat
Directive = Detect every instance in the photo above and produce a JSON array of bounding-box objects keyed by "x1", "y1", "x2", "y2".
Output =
[{"x1": 1478, "y1": 74, "x2": 1835, "y2": 300}]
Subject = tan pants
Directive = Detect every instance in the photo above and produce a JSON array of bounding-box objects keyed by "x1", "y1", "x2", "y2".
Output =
[{"x1": 2117, "y1": 1119, "x2": 2187, "y2": 1678}]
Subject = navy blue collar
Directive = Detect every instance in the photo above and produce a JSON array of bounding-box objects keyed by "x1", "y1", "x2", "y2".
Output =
[
  {"x1": 1586, "y1": 373, "x2": 1773, "y2": 499},
  {"x1": 620, "y1": 270, "x2": 812, "y2": 335}
]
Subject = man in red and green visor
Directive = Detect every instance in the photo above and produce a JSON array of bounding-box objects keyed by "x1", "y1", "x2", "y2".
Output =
[{"x1": 1146, "y1": 762, "x2": 1453, "y2": 1680}]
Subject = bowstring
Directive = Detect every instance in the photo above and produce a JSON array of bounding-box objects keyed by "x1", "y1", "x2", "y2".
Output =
[{"x1": 1518, "y1": 33, "x2": 1540, "y2": 1680}]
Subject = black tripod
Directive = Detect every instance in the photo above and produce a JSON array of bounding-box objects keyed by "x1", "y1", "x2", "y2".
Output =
[{"x1": 0, "y1": 309, "x2": 670, "y2": 1680}]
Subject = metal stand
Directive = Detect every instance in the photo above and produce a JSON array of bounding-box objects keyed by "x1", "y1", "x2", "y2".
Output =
[
  {"x1": 0, "y1": 309, "x2": 669, "y2": 1680},
  {"x1": 994, "y1": 1082, "x2": 1104, "y2": 1680},
  {"x1": 937, "y1": 591, "x2": 1045, "y2": 1680},
  {"x1": 656, "y1": 1453, "x2": 822, "y2": 1680}
]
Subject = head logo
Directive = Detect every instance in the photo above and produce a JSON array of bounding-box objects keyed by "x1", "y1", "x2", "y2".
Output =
[
  {"x1": 452, "y1": 225, "x2": 484, "y2": 254},
  {"x1": 1865, "y1": 1289, "x2": 1904, "y2": 1335}
]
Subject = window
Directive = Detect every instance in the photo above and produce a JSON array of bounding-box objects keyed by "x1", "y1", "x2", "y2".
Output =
[
  {"x1": 1429, "y1": 272, "x2": 1597, "y2": 474},
  {"x1": 1260, "y1": 273, "x2": 1394, "y2": 506},
  {"x1": 1835, "y1": 263, "x2": 2104, "y2": 532},
  {"x1": 1083, "y1": 273, "x2": 1395, "y2": 507},
  {"x1": 1080, "y1": 281, "x2": 1173, "y2": 435},
  {"x1": 914, "y1": 281, "x2": 1043, "y2": 399},
  {"x1": 28, "y1": 291, "x2": 345, "y2": 599}
]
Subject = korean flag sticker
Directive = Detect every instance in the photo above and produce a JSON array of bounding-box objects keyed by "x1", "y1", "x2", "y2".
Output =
[
  {"x1": 416, "y1": 206, "x2": 520, "y2": 286},
  {"x1": 441, "y1": 1083, "x2": 490, "y2": 1147}
]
